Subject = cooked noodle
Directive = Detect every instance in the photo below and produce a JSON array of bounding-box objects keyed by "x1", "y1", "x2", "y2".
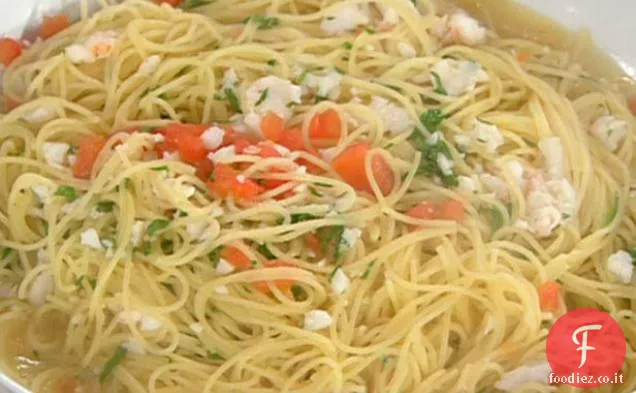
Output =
[{"x1": 0, "y1": 0, "x2": 634, "y2": 392}]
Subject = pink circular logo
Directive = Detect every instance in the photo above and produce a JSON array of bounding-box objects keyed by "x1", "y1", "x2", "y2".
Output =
[{"x1": 546, "y1": 308, "x2": 626, "y2": 388}]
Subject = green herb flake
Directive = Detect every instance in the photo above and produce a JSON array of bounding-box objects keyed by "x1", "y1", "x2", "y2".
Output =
[
  {"x1": 96, "y1": 201, "x2": 115, "y2": 213},
  {"x1": 0, "y1": 247, "x2": 13, "y2": 260},
  {"x1": 99, "y1": 347, "x2": 127, "y2": 383},
  {"x1": 291, "y1": 284, "x2": 307, "y2": 301},
  {"x1": 266, "y1": 59, "x2": 277, "y2": 67},
  {"x1": 257, "y1": 243, "x2": 276, "y2": 260},
  {"x1": 206, "y1": 351, "x2": 225, "y2": 361},
  {"x1": 147, "y1": 219, "x2": 170, "y2": 236},
  {"x1": 247, "y1": 15, "x2": 280, "y2": 30},
  {"x1": 124, "y1": 178, "x2": 134, "y2": 191},
  {"x1": 329, "y1": 265, "x2": 341, "y2": 280},
  {"x1": 628, "y1": 248, "x2": 636, "y2": 260},
  {"x1": 54, "y1": 185, "x2": 79, "y2": 203},
  {"x1": 605, "y1": 196, "x2": 619, "y2": 226},
  {"x1": 408, "y1": 129, "x2": 458, "y2": 187},
  {"x1": 182, "y1": 0, "x2": 212, "y2": 9},
  {"x1": 161, "y1": 239, "x2": 174, "y2": 255},
  {"x1": 315, "y1": 95, "x2": 328, "y2": 103},
  {"x1": 151, "y1": 165, "x2": 169, "y2": 172},
  {"x1": 361, "y1": 261, "x2": 375, "y2": 279},
  {"x1": 309, "y1": 187, "x2": 323, "y2": 197},
  {"x1": 298, "y1": 71, "x2": 308, "y2": 84},
  {"x1": 255, "y1": 88, "x2": 269, "y2": 106},
  {"x1": 161, "y1": 282, "x2": 175, "y2": 294},
  {"x1": 364, "y1": 27, "x2": 376, "y2": 34},
  {"x1": 157, "y1": 93, "x2": 169, "y2": 100},
  {"x1": 342, "y1": 41, "x2": 353, "y2": 50},
  {"x1": 431, "y1": 72, "x2": 447, "y2": 95},
  {"x1": 208, "y1": 246, "x2": 224, "y2": 267},
  {"x1": 224, "y1": 88, "x2": 243, "y2": 114},
  {"x1": 137, "y1": 241, "x2": 152, "y2": 256},
  {"x1": 75, "y1": 275, "x2": 97, "y2": 289},
  {"x1": 290, "y1": 213, "x2": 317, "y2": 224},
  {"x1": 317, "y1": 225, "x2": 345, "y2": 257},
  {"x1": 419, "y1": 109, "x2": 447, "y2": 133},
  {"x1": 481, "y1": 207, "x2": 505, "y2": 232}
]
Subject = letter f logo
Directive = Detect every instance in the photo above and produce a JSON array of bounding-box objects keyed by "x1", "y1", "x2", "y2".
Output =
[{"x1": 572, "y1": 324, "x2": 602, "y2": 368}]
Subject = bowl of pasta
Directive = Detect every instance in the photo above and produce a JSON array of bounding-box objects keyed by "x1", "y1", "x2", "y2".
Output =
[{"x1": 0, "y1": 1, "x2": 634, "y2": 393}]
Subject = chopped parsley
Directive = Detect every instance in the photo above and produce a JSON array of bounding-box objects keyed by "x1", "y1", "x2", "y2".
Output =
[
  {"x1": 334, "y1": 67, "x2": 345, "y2": 74},
  {"x1": 627, "y1": 248, "x2": 636, "y2": 260},
  {"x1": 291, "y1": 284, "x2": 307, "y2": 301},
  {"x1": 291, "y1": 213, "x2": 317, "y2": 223},
  {"x1": 181, "y1": 0, "x2": 212, "y2": 9},
  {"x1": 138, "y1": 241, "x2": 152, "y2": 256},
  {"x1": 605, "y1": 196, "x2": 619, "y2": 226},
  {"x1": 75, "y1": 275, "x2": 97, "y2": 289},
  {"x1": 208, "y1": 246, "x2": 224, "y2": 267},
  {"x1": 206, "y1": 351, "x2": 225, "y2": 361},
  {"x1": 361, "y1": 261, "x2": 375, "y2": 279},
  {"x1": 308, "y1": 187, "x2": 322, "y2": 197},
  {"x1": 266, "y1": 59, "x2": 277, "y2": 67},
  {"x1": 409, "y1": 129, "x2": 458, "y2": 187},
  {"x1": 255, "y1": 88, "x2": 269, "y2": 106},
  {"x1": 317, "y1": 225, "x2": 345, "y2": 258},
  {"x1": 157, "y1": 92, "x2": 169, "y2": 100},
  {"x1": 342, "y1": 41, "x2": 353, "y2": 50},
  {"x1": 0, "y1": 247, "x2": 13, "y2": 259},
  {"x1": 161, "y1": 239, "x2": 174, "y2": 255},
  {"x1": 480, "y1": 206, "x2": 505, "y2": 232},
  {"x1": 257, "y1": 243, "x2": 276, "y2": 260},
  {"x1": 224, "y1": 88, "x2": 242, "y2": 113},
  {"x1": 54, "y1": 185, "x2": 78, "y2": 203},
  {"x1": 298, "y1": 71, "x2": 308, "y2": 84},
  {"x1": 419, "y1": 109, "x2": 446, "y2": 133},
  {"x1": 146, "y1": 219, "x2": 170, "y2": 236},
  {"x1": 151, "y1": 165, "x2": 169, "y2": 172},
  {"x1": 315, "y1": 95, "x2": 328, "y2": 103},
  {"x1": 364, "y1": 27, "x2": 376, "y2": 34},
  {"x1": 246, "y1": 15, "x2": 280, "y2": 30},
  {"x1": 431, "y1": 72, "x2": 447, "y2": 95},
  {"x1": 141, "y1": 126, "x2": 157, "y2": 133},
  {"x1": 99, "y1": 347, "x2": 127, "y2": 383}
]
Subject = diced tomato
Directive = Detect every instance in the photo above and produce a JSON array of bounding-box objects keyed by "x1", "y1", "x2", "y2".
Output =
[
  {"x1": 206, "y1": 163, "x2": 263, "y2": 201},
  {"x1": 221, "y1": 246, "x2": 252, "y2": 270},
  {"x1": 407, "y1": 201, "x2": 438, "y2": 221},
  {"x1": 194, "y1": 159, "x2": 215, "y2": 181},
  {"x1": 309, "y1": 109, "x2": 342, "y2": 146},
  {"x1": 253, "y1": 260, "x2": 295, "y2": 294},
  {"x1": 407, "y1": 199, "x2": 465, "y2": 229},
  {"x1": 332, "y1": 143, "x2": 394, "y2": 196},
  {"x1": 278, "y1": 128, "x2": 306, "y2": 152},
  {"x1": 515, "y1": 50, "x2": 531, "y2": 64},
  {"x1": 73, "y1": 135, "x2": 107, "y2": 179},
  {"x1": 628, "y1": 96, "x2": 636, "y2": 116},
  {"x1": 39, "y1": 15, "x2": 71, "y2": 39},
  {"x1": 232, "y1": 138, "x2": 253, "y2": 154},
  {"x1": 0, "y1": 38, "x2": 23, "y2": 67},
  {"x1": 256, "y1": 142, "x2": 283, "y2": 159},
  {"x1": 54, "y1": 377, "x2": 79, "y2": 393},
  {"x1": 3, "y1": 95, "x2": 21, "y2": 111},
  {"x1": 153, "y1": 0, "x2": 182, "y2": 6},
  {"x1": 261, "y1": 112, "x2": 285, "y2": 143},
  {"x1": 221, "y1": 127, "x2": 259, "y2": 147},
  {"x1": 162, "y1": 123, "x2": 209, "y2": 164},
  {"x1": 538, "y1": 280, "x2": 562, "y2": 314},
  {"x1": 260, "y1": 167, "x2": 288, "y2": 190},
  {"x1": 436, "y1": 200, "x2": 465, "y2": 222},
  {"x1": 304, "y1": 233, "x2": 322, "y2": 257}
]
